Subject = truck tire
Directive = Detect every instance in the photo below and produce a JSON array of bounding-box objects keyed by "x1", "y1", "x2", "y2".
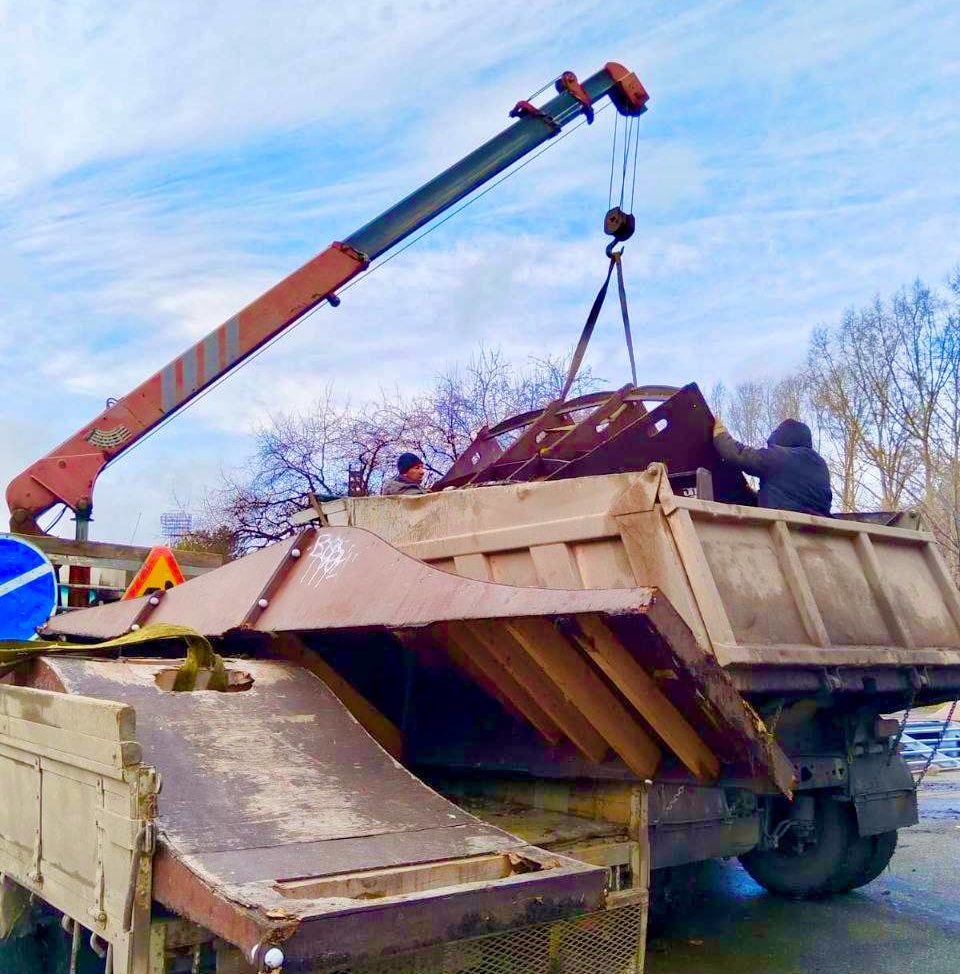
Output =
[
  {"x1": 739, "y1": 795, "x2": 859, "y2": 899},
  {"x1": 825, "y1": 829, "x2": 898, "y2": 893}
]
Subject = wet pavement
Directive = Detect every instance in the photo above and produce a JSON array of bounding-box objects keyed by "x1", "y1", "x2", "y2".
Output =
[{"x1": 646, "y1": 775, "x2": 960, "y2": 974}]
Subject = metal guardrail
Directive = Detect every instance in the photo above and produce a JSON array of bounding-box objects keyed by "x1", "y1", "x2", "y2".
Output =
[{"x1": 899, "y1": 721, "x2": 960, "y2": 771}]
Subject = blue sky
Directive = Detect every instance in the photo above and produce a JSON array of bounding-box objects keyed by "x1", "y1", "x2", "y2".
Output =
[{"x1": 1, "y1": 0, "x2": 957, "y2": 543}]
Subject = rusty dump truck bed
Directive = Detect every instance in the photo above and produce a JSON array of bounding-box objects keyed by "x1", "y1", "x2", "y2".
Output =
[{"x1": 320, "y1": 463, "x2": 960, "y2": 682}]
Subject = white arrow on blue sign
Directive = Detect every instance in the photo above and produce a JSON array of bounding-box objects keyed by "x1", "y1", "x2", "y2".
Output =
[{"x1": 0, "y1": 535, "x2": 58, "y2": 640}]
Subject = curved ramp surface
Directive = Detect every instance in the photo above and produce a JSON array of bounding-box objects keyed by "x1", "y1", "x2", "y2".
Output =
[{"x1": 40, "y1": 657, "x2": 606, "y2": 969}]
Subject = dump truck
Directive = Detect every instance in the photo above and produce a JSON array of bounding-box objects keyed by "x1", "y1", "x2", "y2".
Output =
[
  {"x1": 310, "y1": 382, "x2": 960, "y2": 897},
  {"x1": 4, "y1": 61, "x2": 960, "y2": 974},
  {"x1": 6, "y1": 384, "x2": 960, "y2": 973},
  {"x1": 2, "y1": 61, "x2": 670, "y2": 974}
]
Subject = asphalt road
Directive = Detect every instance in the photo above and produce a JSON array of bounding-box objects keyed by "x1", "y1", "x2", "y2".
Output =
[{"x1": 646, "y1": 775, "x2": 960, "y2": 974}]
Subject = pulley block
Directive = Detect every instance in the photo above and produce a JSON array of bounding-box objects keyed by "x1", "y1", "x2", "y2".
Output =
[{"x1": 604, "y1": 206, "x2": 635, "y2": 245}]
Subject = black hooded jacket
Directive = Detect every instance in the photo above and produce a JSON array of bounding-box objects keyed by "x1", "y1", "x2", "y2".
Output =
[{"x1": 714, "y1": 419, "x2": 832, "y2": 516}]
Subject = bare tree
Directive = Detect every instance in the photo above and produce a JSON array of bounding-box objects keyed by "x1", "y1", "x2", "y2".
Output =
[
  {"x1": 710, "y1": 375, "x2": 811, "y2": 445},
  {"x1": 807, "y1": 301, "x2": 917, "y2": 510},
  {"x1": 397, "y1": 346, "x2": 600, "y2": 475},
  {"x1": 910, "y1": 273, "x2": 960, "y2": 578},
  {"x1": 174, "y1": 525, "x2": 240, "y2": 560},
  {"x1": 801, "y1": 273, "x2": 960, "y2": 582},
  {"x1": 727, "y1": 380, "x2": 767, "y2": 447},
  {"x1": 709, "y1": 381, "x2": 728, "y2": 424},
  {"x1": 205, "y1": 346, "x2": 601, "y2": 550},
  {"x1": 765, "y1": 374, "x2": 806, "y2": 432},
  {"x1": 806, "y1": 326, "x2": 870, "y2": 511},
  {"x1": 806, "y1": 279, "x2": 960, "y2": 526}
]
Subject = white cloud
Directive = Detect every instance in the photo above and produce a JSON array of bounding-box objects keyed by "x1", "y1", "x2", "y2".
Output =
[{"x1": 0, "y1": 0, "x2": 957, "y2": 542}]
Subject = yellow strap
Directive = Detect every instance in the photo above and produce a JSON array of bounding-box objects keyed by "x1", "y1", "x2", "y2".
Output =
[{"x1": 0, "y1": 623, "x2": 228, "y2": 691}]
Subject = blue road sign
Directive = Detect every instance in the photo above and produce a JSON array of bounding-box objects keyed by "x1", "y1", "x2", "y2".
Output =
[{"x1": 0, "y1": 535, "x2": 58, "y2": 640}]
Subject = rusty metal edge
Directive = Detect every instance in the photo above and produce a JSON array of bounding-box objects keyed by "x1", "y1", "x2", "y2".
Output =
[
  {"x1": 153, "y1": 843, "x2": 607, "y2": 967},
  {"x1": 637, "y1": 600, "x2": 796, "y2": 796},
  {"x1": 153, "y1": 846, "x2": 287, "y2": 958},
  {"x1": 240, "y1": 526, "x2": 317, "y2": 627},
  {"x1": 280, "y1": 852, "x2": 608, "y2": 968}
]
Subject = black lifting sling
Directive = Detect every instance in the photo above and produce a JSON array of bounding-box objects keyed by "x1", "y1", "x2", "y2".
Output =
[{"x1": 559, "y1": 206, "x2": 638, "y2": 402}]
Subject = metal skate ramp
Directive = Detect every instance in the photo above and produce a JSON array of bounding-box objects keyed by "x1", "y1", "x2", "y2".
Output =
[{"x1": 34, "y1": 655, "x2": 606, "y2": 969}]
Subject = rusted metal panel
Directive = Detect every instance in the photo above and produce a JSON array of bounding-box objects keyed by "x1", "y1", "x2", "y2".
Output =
[
  {"x1": 432, "y1": 384, "x2": 753, "y2": 503},
  {"x1": 546, "y1": 385, "x2": 750, "y2": 505},
  {"x1": 414, "y1": 608, "x2": 795, "y2": 796},
  {"x1": 37, "y1": 657, "x2": 606, "y2": 965},
  {"x1": 43, "y1": 525, "x2": 794, "y2": 795},
  {"x1": 610, "y1": 603, "x2": 797, "y2": 796},
  {"x1": 44, "y1": 528, "x2": 654, "y2": 640},
  {"x1": 278, "y1": 863, "x2": 605, "y2": 970}
]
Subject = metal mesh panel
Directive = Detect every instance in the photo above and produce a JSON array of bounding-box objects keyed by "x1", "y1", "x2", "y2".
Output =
[{"x1": 322, "y1": 902, "x2": 645, "y2": 974}]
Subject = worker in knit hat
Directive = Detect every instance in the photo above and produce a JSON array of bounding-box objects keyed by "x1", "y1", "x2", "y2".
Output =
[{"x1": 381, "y1": 452, "x2": 427, "y2": 496}]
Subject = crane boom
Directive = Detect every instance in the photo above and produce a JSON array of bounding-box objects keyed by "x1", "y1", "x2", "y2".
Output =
[{"x1": 7, "y1": 63, "x2": 648, "y2": 535}]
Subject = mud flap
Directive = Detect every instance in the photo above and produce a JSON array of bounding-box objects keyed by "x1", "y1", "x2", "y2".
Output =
[
  {"x1": 848, "y1": 753, "x2": 918, "y2": 836},
  {"x1": 0, "y1": 875, "x2": 32, "y2": 939}
]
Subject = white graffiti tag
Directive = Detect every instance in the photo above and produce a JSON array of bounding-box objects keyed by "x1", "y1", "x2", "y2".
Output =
[{"x1": 301, "y1": 533, "x2": 358, "y2": 587}]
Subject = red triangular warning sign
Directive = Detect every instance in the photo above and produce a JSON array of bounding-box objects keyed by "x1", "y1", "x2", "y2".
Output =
[{"x1": 122, "y1": 546, "x2": 185, "y2": 600}]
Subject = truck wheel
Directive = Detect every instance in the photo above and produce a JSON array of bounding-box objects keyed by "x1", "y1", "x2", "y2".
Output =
[
  {"x1": 739, "y1": 795, "x2": 858, "y2": 899},
  {"x1": 825, "y1": 829, "x2": 898, "y2": 893}
]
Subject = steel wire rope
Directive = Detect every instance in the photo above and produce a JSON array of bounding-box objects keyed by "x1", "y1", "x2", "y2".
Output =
[
  {"x1": 339, "y1": 101, "x2": 611, "y2": 287},
  {"x1": 916, "y1": 697, "x2": 960, "y2": 785},
  {"x1": 607, "y1": 109, "x2": 619, "y2": 209},
  {"x1": 618, "y1": 115, "x2": 633, "y2": 208},
  {"x1": 40, "y1": 504, "x2": 69, "y2": 533},
  {"x1": 107, "y1": 101, "x2": 612, "y2": 469},
  {"x1": 525, "y1": 75, "x2": 562, "y2": 103}
]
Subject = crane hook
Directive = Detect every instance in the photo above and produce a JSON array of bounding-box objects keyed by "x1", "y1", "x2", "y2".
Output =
[{"x1": 604, "y1": 206, "x2": 635, "y2": 257}]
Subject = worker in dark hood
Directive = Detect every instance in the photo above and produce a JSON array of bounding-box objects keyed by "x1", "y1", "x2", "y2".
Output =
[
  {"x1": 382, "y1": 452, "x2": 427, "y2": 496},
  {"x1": 713, "y1": 418, "x2": 832, "y2": 516}
]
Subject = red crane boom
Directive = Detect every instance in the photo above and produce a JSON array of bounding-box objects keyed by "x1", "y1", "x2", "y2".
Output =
[{"x1": 7, "y1": 62, "x2": 648, "y2": 536}]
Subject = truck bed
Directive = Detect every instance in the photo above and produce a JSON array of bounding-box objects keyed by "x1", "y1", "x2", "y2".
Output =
[{"x1": 321, "y1": 464, "x2": 960, "y2": 695}]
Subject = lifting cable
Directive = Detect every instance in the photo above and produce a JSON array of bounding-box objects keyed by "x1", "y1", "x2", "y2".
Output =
[{"x1": 560, "y1": 113, "x2": 642, "y2": 401}]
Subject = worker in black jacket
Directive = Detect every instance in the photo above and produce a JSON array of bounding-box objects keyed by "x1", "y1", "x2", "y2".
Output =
[{"x1": 713, "y1": 417, "x2": 832, "y2": 516}]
